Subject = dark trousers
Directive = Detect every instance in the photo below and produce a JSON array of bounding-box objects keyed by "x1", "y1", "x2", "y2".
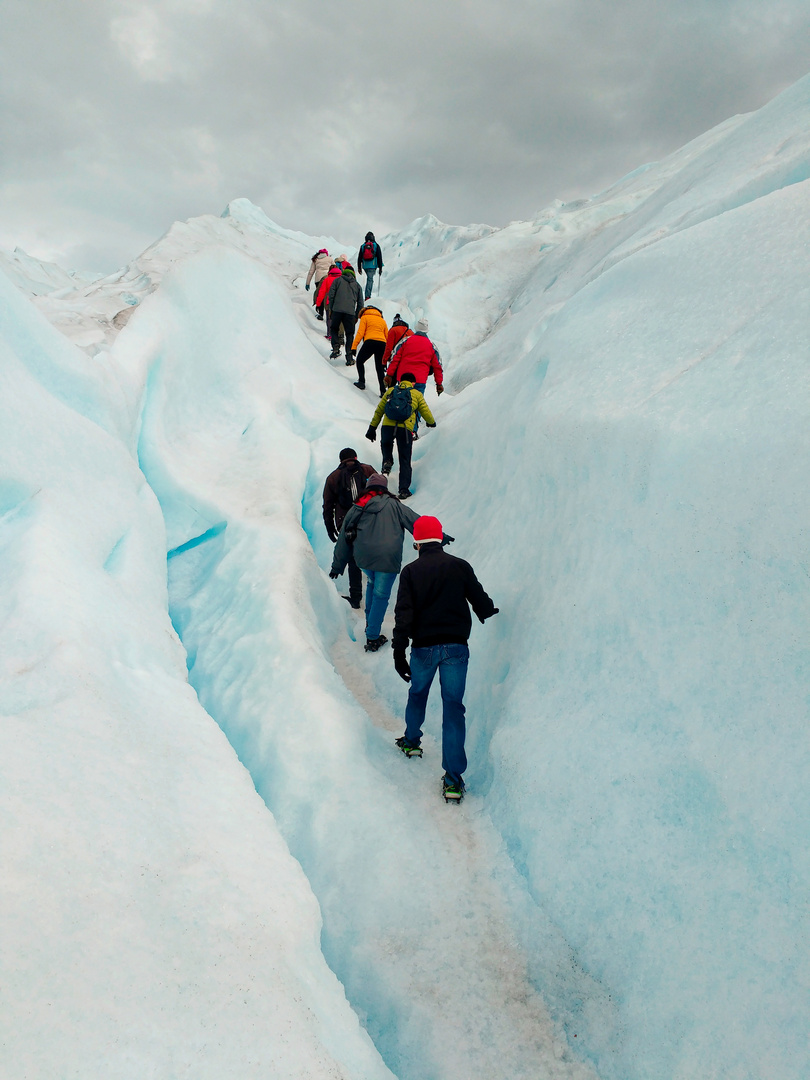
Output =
[
  {"x1": 330, "y1": 312, "x2": 356, "y2": 359},
  {"x1": 356, "y1": 340, "x2": 386, "y2": 392},
  {"x1": 347, "y1": 548, "x2": 363, "y2": 604},
  {"x1": 380, "y1": 424, "x2": 413, "y2": 492}
]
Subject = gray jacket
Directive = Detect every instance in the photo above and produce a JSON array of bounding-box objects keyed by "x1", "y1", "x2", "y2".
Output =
[
  {"x1": 332, "y1": 493, "x2": 420, "y2": 574},
  {"x1": 328, "y1": 270, "x2": 363, "y2": 316}
]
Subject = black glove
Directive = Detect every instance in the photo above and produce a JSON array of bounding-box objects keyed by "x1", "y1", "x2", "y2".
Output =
[
  {"x1": 351, "y1": 349, "x2": 357, "y2": 358},
  {"x1": 329, "y1": 569, "x2": 341, "y2": 579},
  {"x1": 477, "y1": 606, "x2": 499, "y2": 624},
  {"x1": 426, "y1": 422, "x2": 437, "y2": 428},
  {"x1": 441, "y1": 534, "x2": 455, "y2": 545},
  {"x1": 436, "y1": 385, "x2": 444, "y2": 395},
  {"x1": 393, "y1": 647, "x2": 411, "y2": 683},
  {"x1": 305, "y1": 284, "x2": 310, "y2": 291},
  {"x1": 365, "y1": 426, "x2": 377, "y2": 442},
  {"x1": 378, "y1": 268, "x2": 383, "y2": 276},
  {"x1": 327, "y1": 528, "x2": 338, "y2": 543}
]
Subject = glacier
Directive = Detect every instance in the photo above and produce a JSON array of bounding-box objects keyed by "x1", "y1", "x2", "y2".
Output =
[{"x1": 1, "y1": 72, "x2": 809, "y2": 1080}]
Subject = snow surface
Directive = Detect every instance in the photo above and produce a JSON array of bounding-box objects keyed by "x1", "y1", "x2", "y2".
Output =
[{"x1": 2, "y1": 72, "x2": 810, "y2": 1080}]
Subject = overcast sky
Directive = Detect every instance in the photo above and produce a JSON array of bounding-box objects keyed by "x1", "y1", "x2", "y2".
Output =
[{"x1": 2, "y1": 0, "x2": 809, "y2": 272}]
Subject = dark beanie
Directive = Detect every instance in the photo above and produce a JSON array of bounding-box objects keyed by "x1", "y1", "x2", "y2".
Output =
[{"x1": 339, "y1": 447, "x2": 357, "y2": 461}]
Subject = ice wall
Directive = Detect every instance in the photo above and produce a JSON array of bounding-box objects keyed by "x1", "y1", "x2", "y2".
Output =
[{"x1": 0, "y1": 269, "x2": 395, "y2": 1080}]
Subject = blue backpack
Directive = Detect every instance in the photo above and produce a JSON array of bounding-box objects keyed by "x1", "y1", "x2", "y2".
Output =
[{"x1": 384, "y1": 384, "x2": 414, "y2": 423}]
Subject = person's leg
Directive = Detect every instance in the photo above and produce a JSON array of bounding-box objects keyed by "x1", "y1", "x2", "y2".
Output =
[
  {"x1": 344, "y1": 317, "x2": 356, "y2": 363},
  {"x1": 437, "y1": 644, "x2": 469, "y2": 785},
  {"x1": 403, "y1": 646, "x2": 439, "y2": 746},
  {"x1": 329, "y1": 312, "x2": 342, "y2": 354},
  {"x1": 363, "y1": 569, "x2": 375, "y2": 630},
  {"x1": 364, "y1": 268, "x2": 374, "y2": 300},
  {"x1": 355, "y1": 342, "x2": 372, "y2": 387},
  {"x1": 372, "y1": 341, "x2": 386, "y2": 395},
  {"x1": 347, "y1": 549, "x2": 362, "y2": 606},
  {"x1": 412, "y1": 382, "x2": 427, "y2": 433},
  {"x1": 396, "y1": 426, "x2": 413, "y2": 493},
  {"x1": 365, "y1": 570, "x2": 397, "y2": 640},
  {"x1": 379, "y1": 425, "x2": 395, "y2": 474}
]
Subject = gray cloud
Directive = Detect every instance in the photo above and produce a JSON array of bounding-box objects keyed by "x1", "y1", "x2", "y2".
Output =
[{"x1": 1, "y1": 0, "x2": 808, "y2": 270}]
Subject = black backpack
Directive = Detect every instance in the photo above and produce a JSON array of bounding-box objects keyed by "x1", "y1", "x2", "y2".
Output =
[
  {"x1": 362, "y1": 240, "x2": 376, "y2": 264},
  {"x1": 384, "y1": 385, "x2": 414, "y2": 423},
  {"x1": 337, "y1": 462, "x2": 367, "y2": 510}
]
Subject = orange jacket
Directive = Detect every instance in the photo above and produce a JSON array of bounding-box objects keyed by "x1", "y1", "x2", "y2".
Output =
[{"x1": 352, "y1": 305, "x2": 389, "y2": 350}]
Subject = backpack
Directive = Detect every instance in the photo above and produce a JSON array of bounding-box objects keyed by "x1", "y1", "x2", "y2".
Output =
[
  {"x1": 362, "y1": 240, "x2": 376, "y2": 264},
  {"x1": 384, "y1": 385, "x2": 414, "y2": 423},
  {"x1": 337, "y1": 462, "x2": 367, "y2": 510}
]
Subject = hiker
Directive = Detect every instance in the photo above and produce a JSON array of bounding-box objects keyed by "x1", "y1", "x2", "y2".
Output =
[
  {"x1": 306, "y1": 248, "x2": 331, "y2": 318},
  {"x1": 384, "y1": 317, "x2": 443, "y2": 434},
  {"x1": 392, "y1": 514, "x2": 498, "y2": 801},
  {"x1": 357, "y1": 232, "x2": 384, "y2": 301},
  {"x1": 328, "y1": 263, "x2": 363, "y2": 364},
  {"x1": 323, "y1": 448, "x2": 376, "y2": 609},
  {"x1": 351, "y1": 304, "x2": 389, "y2": 395},
  {"x1": 381, "y1": 314, "x2": 413, "y2": 369},
  {"x1": 330, "y1": 473, "x2": 420, "y2": 652},
  {"x1": 365, "y1": 372, "x2": 435, "y2": 500},
  {"x1": 317, "y1": 264, "x2": 342, "y2": 340}
]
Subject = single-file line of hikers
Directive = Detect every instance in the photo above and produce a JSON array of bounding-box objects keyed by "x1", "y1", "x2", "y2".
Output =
[{"x1": 309, "y1": 237, "x2": 498, "y2": 802}]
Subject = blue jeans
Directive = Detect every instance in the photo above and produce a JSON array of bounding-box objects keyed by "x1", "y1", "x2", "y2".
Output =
[
  {"x1": 363, "y1": 267, "x2": 377, "y2": 299},
  {"x1": 404, "y1": 644, "x2": 469, "y2": 784},
  {"x1": 363, "y1": 569, "x2": 397, "y2": 640},
  {"x1": 412, "y1": 381, "x2": 427, "y2": 432}
]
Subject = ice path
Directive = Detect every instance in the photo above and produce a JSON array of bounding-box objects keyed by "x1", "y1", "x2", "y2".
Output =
[{"x1": 122, "y1": 250, "x2": 605, "y2": 1080}]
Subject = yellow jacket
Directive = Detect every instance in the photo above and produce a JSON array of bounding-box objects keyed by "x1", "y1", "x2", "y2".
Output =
[
  {"x1": 352, "y1": 305, "x2": 389, "y2": 349},
  {"x1": 369, "y1": 381, "x2": 436, "y2": 431}
]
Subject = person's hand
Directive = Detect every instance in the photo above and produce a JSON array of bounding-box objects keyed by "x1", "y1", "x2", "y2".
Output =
[
  {"x1": 305, "y1": 284, "x2": 310, "y2": 291},
  {"x1": 378, "y1": 269, "x2": 383, "y2": 276},
  {"x1": 478, "y1": 607, "x2": 499, "y2": 623},
  {"x1": 351, "y1": 349, "x2": 357, "y2": 359},
  {"x1": 426, "y1": 422, "x2": 437, "y2": 428},
  {"x1": 441, "y1": 533, "x2": 455, "y2": 545},
  {"x1": 384, "y1": 376, "x2": 393, "y2": 388},
  {"x1": 365, "y1": 426, "x2": 377, "y2": 442},
  {"x1": 436, "y1": 385, "x2": 444, "y2": 395},
  {"x1": 329, "y1": 569, "x2": 341, "y2": 579},
  {"x1": 327, "y1": 528, "x2": 338, "y2": 543},
  {"x1": 393, "y1": 647, "x2": 411, "y2": 683}
]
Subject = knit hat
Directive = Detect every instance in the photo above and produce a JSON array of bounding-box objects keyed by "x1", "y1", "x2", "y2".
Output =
[
  {"x1": 416, "y1": 318, "x2": 429, "y2": 333},
  {"x1": 413, "y1": 515, "x2": 443, "y2": 544},
  {"x1": 365, "y1": 473, "x2": 388, "y2": 490},
  {"x1": 339, "y1": 447, "x2": 357, "y2": 461},
  {"x1": 318, "y1": 248, "x2": 328, "y2": 254}
]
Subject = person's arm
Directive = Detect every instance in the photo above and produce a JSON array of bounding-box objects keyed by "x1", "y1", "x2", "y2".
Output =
[
  {"x1": 352, "y1": 314, "x2": 366, "y2": 351},
  {"x1": 397, "y1": 501, "x2": 421, "y2": 533},
  {"x1": 376, "y1": 244, "x2": 383, "y2": 271},
  {"x1": 392, "y1": 566, "x2": 414, "y2": 650},
  {"x1": 331, "y1": 509, "x2": 357, "y2": 575},
  {"x1": 430, "y1": 347, "x2": 444, "y2": 390},
  {"x1": 322, "y1": 475, "x2": 338, "y2": 541},
  {"x1": 463, "y1": 561, "x2": 498, "y2": 622},
  {"x1": 416, "y1": 393, "x2": 436, "y2": 427},
  {"x1": 369, "y1": 394, "x2": 388, "y2": 430},
  {"x1": 306, "y1": 258, "x2": 317, "y2": 288}
]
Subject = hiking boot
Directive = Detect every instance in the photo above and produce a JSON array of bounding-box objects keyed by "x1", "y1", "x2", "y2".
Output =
[
  {"x1": 381, "y1": 460, "x2": 393, "y2": 475},
  {"x1": 329, "y1": 348, "x2": 340, "y2": 359},
  {"x1": 442, "y1": 774, "x2": 465, "y2": 801},
  {"x1": 396, "y1": 736, "x2": 423, "y2": 759},
  {"x1": 364, "y1": 634, "x2": 388, "y2": 653},
  {"x1": 398, "y1": 489, "x2": 412, "y2": 500},
  {"x1": 353, "y1": 380, "x2": 366, "y2": 389},
  {"x1": 342, "y1": 595, "x2": 362, "y2": 610}
]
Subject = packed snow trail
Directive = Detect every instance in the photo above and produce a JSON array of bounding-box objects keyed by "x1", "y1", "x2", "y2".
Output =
[{"x1": 111, "y1": 245, "x2": 606, "y2": 1080}]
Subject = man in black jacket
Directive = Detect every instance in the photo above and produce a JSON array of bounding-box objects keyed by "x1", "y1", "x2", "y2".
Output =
[
  {"x1": 327, "y1": 265, "x2": 363, "y2": 364},
  {"x1": 391, "y1": 515, "x2": 498, "y2": 800},
  {"x1": 322, "y1": 448, "x2": 375, "y2": 608}
]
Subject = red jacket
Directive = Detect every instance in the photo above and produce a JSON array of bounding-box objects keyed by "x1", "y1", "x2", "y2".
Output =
[
  {"x1": 317, "y1": 267, "x2": 341, "y2": 307},
  {"x1": 386, "y1": 333, "x2": 443, "y2": 387},
  {"x1": 382, "y1": 324, "x2": 413, "y2": 367}
]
